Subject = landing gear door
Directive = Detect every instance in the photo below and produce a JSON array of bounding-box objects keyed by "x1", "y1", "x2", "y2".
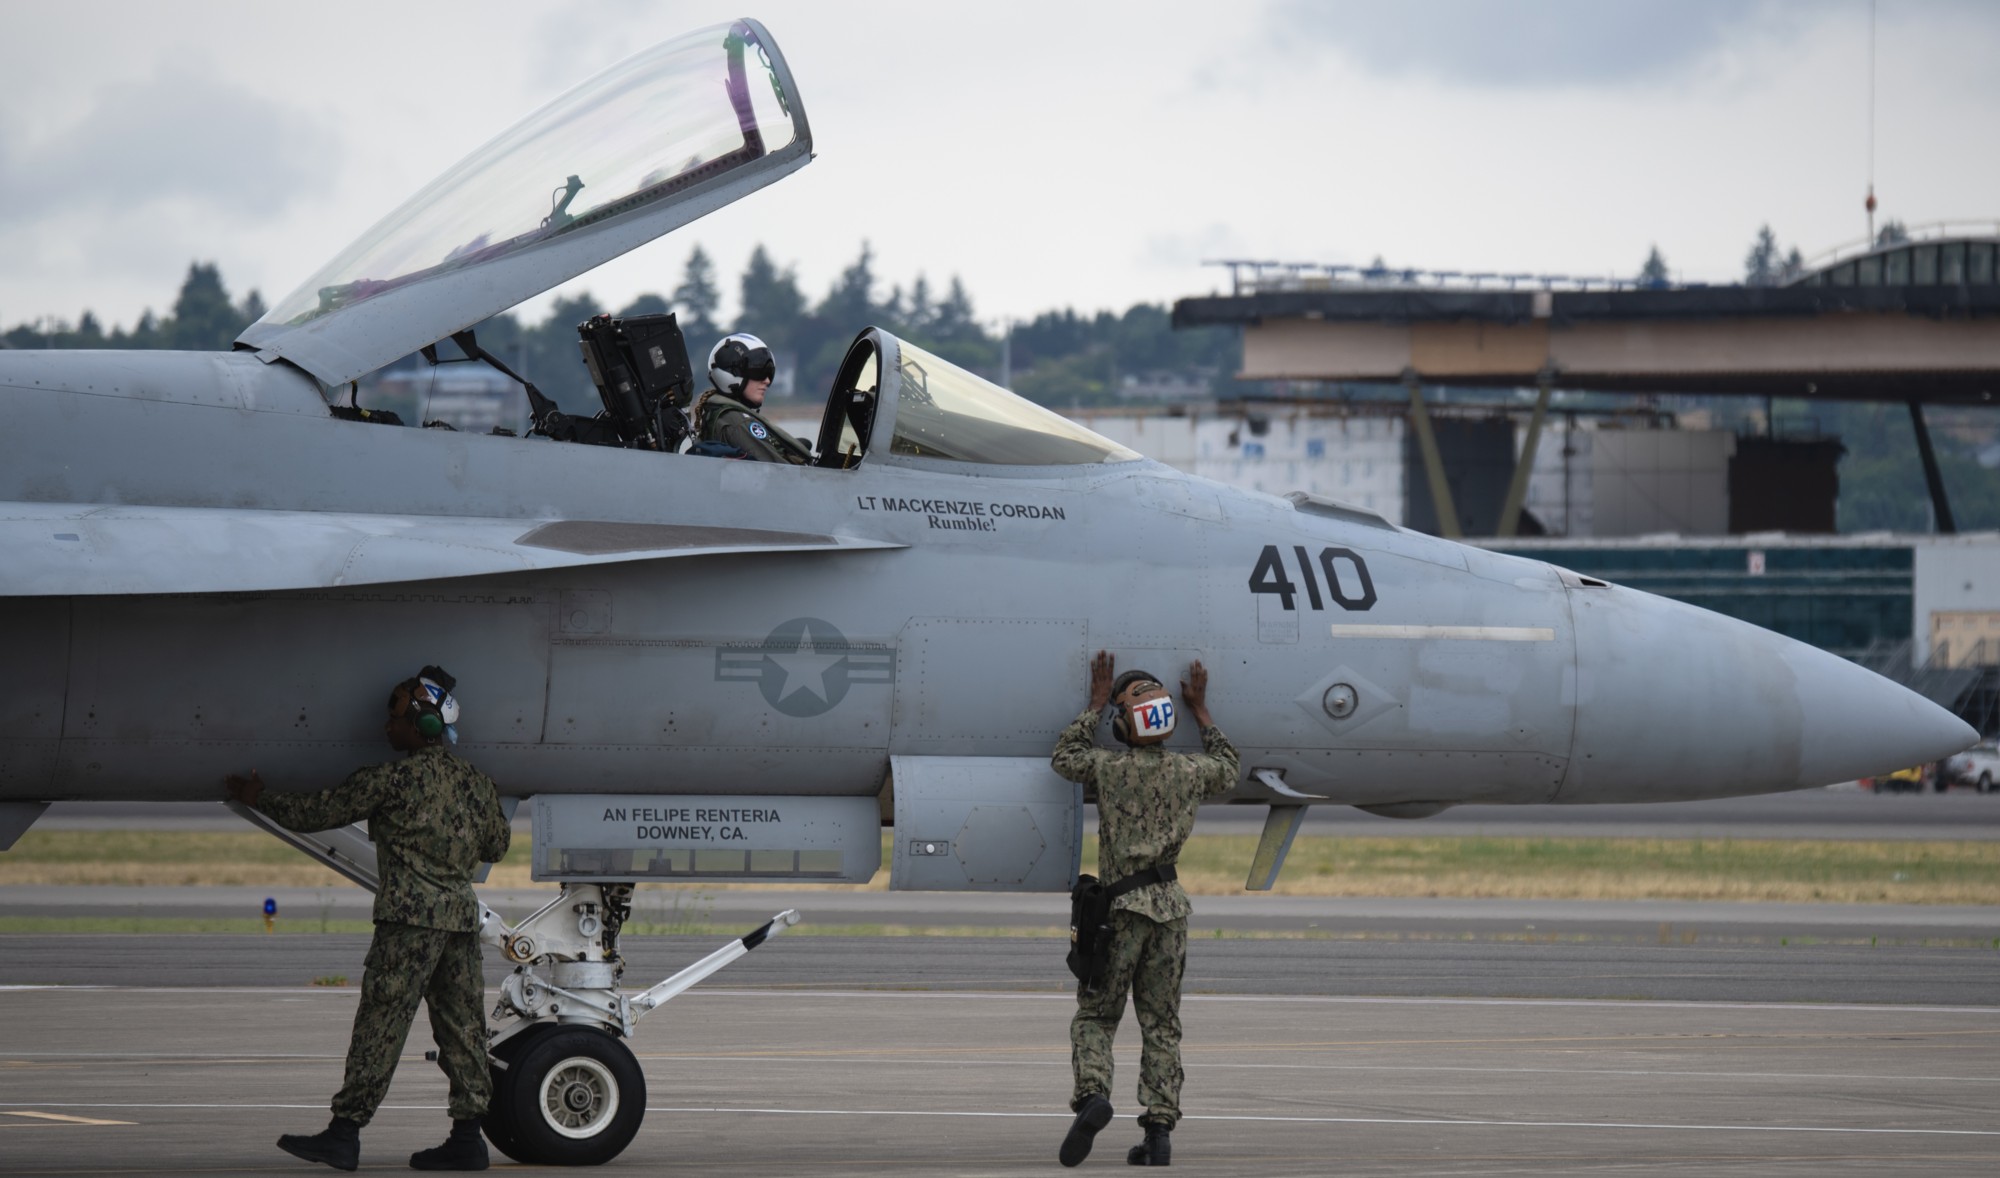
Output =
[{"x1": 889, "y1": 756, "x2": 1081, "y2": 892}]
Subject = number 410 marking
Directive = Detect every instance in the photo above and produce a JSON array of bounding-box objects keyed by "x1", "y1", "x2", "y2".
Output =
[{"x1": 1249, "y1": 545, "x2": 1377, "y2": 612}]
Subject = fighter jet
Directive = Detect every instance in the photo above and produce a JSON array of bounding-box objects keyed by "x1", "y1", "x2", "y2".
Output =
[{"x1": 0, "y1": 19, "x2": 1974, "y2": 1165}]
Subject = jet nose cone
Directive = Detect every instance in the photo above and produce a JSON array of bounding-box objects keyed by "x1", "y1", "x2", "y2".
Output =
[
  {"x1": 1790, "y1": 642, "x2": 1978, "y2": 785},
  {"x1": 1563, "y1": 584, "x2": 1979, "y2": 801}
]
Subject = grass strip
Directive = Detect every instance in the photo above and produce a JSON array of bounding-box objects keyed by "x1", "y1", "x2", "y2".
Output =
[{"x1": 2, "y1": 830, "x2": 1996, "y2": 905}]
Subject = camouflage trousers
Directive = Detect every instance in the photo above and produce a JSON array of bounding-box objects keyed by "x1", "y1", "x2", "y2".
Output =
[
  {"x1": 330, "y1": 922, "x2": 490, "y2": 1126},
  {"x1": 1070, "y1": 909, "x2": 1188, "y2": 1128}
]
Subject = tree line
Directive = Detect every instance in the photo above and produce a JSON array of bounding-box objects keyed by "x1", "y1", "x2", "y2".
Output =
[{"x1": 2, "y1": 245, "x2": 1245, "y2": 414}]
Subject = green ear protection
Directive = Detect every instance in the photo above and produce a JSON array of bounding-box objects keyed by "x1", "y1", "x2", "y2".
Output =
[{"x1": 395, "y1": 666, "x2": 459, "y2": 741}]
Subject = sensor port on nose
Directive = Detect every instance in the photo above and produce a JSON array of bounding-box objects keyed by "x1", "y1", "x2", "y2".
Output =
[{"x1": 1323, "y1": 683, "x2": 1358, "y2": 719}]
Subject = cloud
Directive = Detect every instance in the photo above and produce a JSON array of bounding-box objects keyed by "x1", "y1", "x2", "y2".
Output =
[
  {"x1": 1270, "y1": 0, "x2": 1816, "y2": 88},
  {"x1": 0, "y1": 61, "x2": 336, "y2": 228}
]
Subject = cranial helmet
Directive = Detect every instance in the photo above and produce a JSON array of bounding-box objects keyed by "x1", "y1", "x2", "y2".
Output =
[
  {"x1": 396, "y1": 664, "x2": 461, "y2": 744},
  {"x1": 1108, "y1": 669, "x2": 1176, "y2": 747},
  {"x1": 708, "y1": 333, "x2": 776, "y2": 396}
]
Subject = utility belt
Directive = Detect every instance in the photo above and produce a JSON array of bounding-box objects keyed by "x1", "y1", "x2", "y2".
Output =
[{"x1": 1066, "y1": 864, "x2": 1177, "y2": 988}]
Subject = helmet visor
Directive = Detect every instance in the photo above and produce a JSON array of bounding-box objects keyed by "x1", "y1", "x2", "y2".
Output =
[{"x1": 739, "y1": 346, "x2": 775, "y2": 382}]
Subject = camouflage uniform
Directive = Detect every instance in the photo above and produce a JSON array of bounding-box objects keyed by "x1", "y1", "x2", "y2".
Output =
[
  {"x1": 1051, "y1": 711, "x2": 1238, "y2": 1128},
  {"x1": 257, "y1": 745, "x2": 510, "y2": 1126},
  {"x1": 697, "y1": 391, "x2": 812, "y2": 464}
]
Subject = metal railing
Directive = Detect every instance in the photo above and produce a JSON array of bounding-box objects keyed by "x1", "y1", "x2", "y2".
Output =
[
  {"x1": 1204, "y1": 259, "x2": 1653, "y2": 296},
  {"x1": 1796, "y1": 220, "x2": 2000, "y2": 274}
]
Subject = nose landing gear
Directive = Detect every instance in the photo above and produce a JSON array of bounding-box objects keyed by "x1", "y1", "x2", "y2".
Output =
[
  {"x1": 479, "y1": 887, "x2": 800, "y2": 1166},
  {"x1": 225, "y1": 801, "x2": 800, "y2": 1168}
]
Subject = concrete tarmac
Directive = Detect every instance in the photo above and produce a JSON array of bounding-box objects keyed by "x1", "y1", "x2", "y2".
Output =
[
  {"x1": 2, "y1": 945, "x2": 1998, "y2": 1175},
  {"x1": 12, "y1": 885, "x2": 2000, "y2": 946}
]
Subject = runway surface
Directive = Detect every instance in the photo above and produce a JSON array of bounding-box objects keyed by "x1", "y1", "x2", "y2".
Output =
[
  {"x1": 2, "y1": 937, "x2": 1997, "y2": 1175},
  {"x1": 35, "y1": 785, "x2": 2000, "y2": 840},
  {"x1": 12, "y1": 884, "x2": 2000, "y2": 946}
]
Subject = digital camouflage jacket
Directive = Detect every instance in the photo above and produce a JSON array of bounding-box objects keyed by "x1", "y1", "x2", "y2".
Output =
[
  {"x1": 1051, "y1": 710, "x2": 1239, "y2": 922},
  {"x1": 256, "y1": 745, "x2": 510, "y2": 931}
]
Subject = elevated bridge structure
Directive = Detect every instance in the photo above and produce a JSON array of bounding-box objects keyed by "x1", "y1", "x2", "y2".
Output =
[{"x1": 1175, "y1": 228, "x2": 2000, "y2": 538}]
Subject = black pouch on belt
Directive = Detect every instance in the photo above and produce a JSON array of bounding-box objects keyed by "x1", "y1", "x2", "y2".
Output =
[{"x1": 1066, "y1": 864, "x2": 1176, "y2": 987}]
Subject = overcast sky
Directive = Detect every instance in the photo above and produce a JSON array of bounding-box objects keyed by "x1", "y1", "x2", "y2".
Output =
[{"x1": 2, "y1": 0, "x2": 1995, "y2": 335}]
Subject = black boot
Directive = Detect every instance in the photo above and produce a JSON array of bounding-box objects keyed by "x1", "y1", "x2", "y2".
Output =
[
  {"x1": 1126, "y1": 1120, "x2": 1171, "y2": 1166},
  {"x1": 410, "y1": 1118, "x2": 489, "y2": 1171},
  {"x1": 1060, "y1": 1094, "x2": 1114, "y2": 1167},
  {"x1": 277, "y1": 1116, "x2": 360, "y2": 1172}
]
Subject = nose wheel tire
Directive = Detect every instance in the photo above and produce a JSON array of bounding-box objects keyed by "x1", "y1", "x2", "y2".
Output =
[
  {"x1": 486, "y1": 1026, "x2": 646, "y2": 1166},
  {"x1": 482, "y1": 1024, "x2": 554, "y2": 1164}
]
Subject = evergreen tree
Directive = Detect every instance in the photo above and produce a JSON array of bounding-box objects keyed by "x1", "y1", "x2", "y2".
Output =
[
  {"x1": 733, "y1": 245, "x2": 809, "y2": 395},
  {"x1": 1743, "y1": 225, "x2": 1780, "y2": 286},
  {"x1": 238, "y1": 289, "x2": 268, "y2": 325},
  {"x1": 818, "y1": 241, "x2": 879, "y2": 328},
  {"x1": 169, "y1": 262, "x2": 240, "y2": 350},
  {"x1": 1637, "y1": 246, "x2": 1671, "y2": 288},
  {"x1": 672, "y1": 245, "x2": 722, "y2": 344},
  {"x1": 617, "y1": 293, "x2": 670, "y2": 318},
  {"x1": 904, "y1": 274, "x2": 935, "y2": 335},
  {"x1": 1778, "y1": 246, "x2": 1806, "y2": 283},
  {"x1": 1876, "y1": 219, "x2": 1910, "y2": 247}
]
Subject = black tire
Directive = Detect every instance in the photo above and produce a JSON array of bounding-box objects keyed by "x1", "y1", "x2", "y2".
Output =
[
  {"x1": 482, "y1": 1023, "x2": 556, "y2": 1164},
  {"x1": 501, "y1": 1026, "x2": 646, "y2": 1166}
]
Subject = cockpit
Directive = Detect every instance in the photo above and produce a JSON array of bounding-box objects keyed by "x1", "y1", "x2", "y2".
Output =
[
  {"x1": 233, "y1": 19, "x2": 1138, "y2": 473},
  {"x1": 810, "y1": 332, "x2": 1138, "y2": 469}
]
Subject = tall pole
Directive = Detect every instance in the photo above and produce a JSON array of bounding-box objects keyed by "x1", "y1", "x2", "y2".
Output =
[{"x1": 1866, "y1": 0, "x2": 1878, "y2": 243}]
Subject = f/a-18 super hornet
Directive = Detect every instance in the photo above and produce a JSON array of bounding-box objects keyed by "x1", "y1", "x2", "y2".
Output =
[{"x1": 0, "y1": 18, "x2": 1975, "y2": 1165}]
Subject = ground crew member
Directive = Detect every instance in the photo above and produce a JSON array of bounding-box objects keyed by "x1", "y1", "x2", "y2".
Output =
[
  {"x1": 1051, "y1": 651, "x2": 1238, "y2": 1167},
  {"x1": 694, "y1": 332, "x2": 812, "y2": 463},
  {"x1": 225, "y1": 666, "x2": 510, "y2": 1172}
]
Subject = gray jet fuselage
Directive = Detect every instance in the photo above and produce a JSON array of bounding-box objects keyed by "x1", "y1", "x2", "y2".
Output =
[{"x1": 0, "y1": 345, "x2": 1971, "y2": 812}]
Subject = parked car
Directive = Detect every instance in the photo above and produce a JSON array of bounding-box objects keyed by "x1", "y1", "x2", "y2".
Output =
[
  {"x1": 1941, "y1": 742, "x2": 2000, "y2": 793},
  {"x1": 1875, "y1": 764, "x2": 1932, "y2": 793}
]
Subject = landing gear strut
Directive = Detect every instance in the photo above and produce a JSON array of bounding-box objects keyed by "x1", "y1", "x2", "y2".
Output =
[
  {"x1": 478, "y1": 883, "x2": 799, "y2": 1165},
  {"x1": 226, "y1": 802, "x2": 800, "y2": 1167}
]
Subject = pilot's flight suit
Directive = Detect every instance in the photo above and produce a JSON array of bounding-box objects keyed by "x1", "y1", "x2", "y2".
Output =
[
  {"x1": 1051, "y1": 713, "x2": 1238, "y2": 1129},
  {"x1": 256, "y1": 745, "x2": 510, "y2": 1127},
  {"x1": 697, "y1": 392, "x2": 812, "y2": 464}
]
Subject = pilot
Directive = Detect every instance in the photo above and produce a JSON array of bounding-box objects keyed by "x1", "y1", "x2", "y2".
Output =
[
  {"x1": 1050, "y1": 652, "x2": 1238, "y2": 1168},
  {"x1": 225, "y1": 667, "x2": 510, "y2": 1173},
  {"x1": 694, "y1": 332, "x2": 812, "y2": 464}
]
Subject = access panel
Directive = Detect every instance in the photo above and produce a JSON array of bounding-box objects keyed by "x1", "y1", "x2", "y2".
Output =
[{"x1": 889, "y1": 756, "x2": 1081, "y2": 892}]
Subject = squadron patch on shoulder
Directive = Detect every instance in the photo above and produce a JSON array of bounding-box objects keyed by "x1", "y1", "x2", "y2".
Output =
[{"x1": 748, "y1": 422, "x2": 769, "y2": 440}]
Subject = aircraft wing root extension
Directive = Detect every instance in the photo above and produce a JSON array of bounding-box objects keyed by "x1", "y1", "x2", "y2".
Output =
[{"x1": 0, "y1": 502, "x2": 904, "y2": 596}]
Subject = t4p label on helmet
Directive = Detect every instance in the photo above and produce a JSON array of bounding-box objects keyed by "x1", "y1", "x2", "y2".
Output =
[{"x1": 1130, "y1": 696, "x2": 1175, "y2": 738}]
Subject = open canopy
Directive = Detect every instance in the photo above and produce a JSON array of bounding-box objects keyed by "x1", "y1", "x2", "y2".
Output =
[{"x1": 239, "y1": 20, "x2": 810, "y2": 389}]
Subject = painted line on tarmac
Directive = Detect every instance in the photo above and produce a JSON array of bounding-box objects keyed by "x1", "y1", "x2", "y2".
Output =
[
  {"x1": 1, "y1": 1110, "x2": 136, "y2": 1127},
  {"x1": 627, "y1": 1052, "x2": 2000, "y2": 1085},
  {"x1": 7, "y1": 1101, "x2": 1996, "y2": 1138},
  {"x1": 4, "y1": 985, "x2": 1996, "y2": 1015},
  {"x1": 644, "y1": 1105, "x2": 2000, "y2": 1138},
  {"x1": 688, "y1": 988, "x2": 2000, "y2": 1015}
]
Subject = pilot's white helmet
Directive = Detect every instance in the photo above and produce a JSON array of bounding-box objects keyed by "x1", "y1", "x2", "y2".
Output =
[{"x1": 708, "y1": 333, "x2": 776, "y2": 396}]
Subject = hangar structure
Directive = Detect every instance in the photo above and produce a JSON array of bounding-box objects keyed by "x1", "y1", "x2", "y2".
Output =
[{"x1": 1174, "y1": 228, "x2": 2000, "y2": 539}]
